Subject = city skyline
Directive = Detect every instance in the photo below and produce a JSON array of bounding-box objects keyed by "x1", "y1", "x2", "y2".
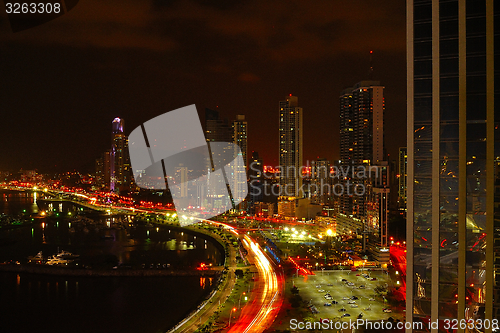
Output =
[
  {"x1": 2, "y1": 1, "x2": 472, "y2": 332},
  {"x1": 0, "y1": 0, "x2": 406, "y2": 173}
]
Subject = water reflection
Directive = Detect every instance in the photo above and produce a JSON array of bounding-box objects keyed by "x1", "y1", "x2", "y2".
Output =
[
  {"x1": 0, "y1": 190, "x2": 222, "y2": 333},
  {"x1": 0, "y1": 190, "x2": 223, "y2": 269},
  {"x1": 0, "y1": 272, "x2": 213, "y2": 333}
]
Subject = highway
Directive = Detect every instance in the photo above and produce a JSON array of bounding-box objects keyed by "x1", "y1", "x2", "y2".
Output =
[{"x1": 227, "y1": 234, "x2": 283, "y2": 333}]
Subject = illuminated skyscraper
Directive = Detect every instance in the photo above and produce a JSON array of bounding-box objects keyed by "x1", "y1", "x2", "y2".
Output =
[
  {"x1": 279, "y1": 95, "x2": 303, "y2": 198},
  {"x1": 232, "y1": 114, "x2": 248, "y2": 167},
  {"x1": 311, "y1": 158, "x2": 330, "y2": 205},
  {"x1": 110, "y1": 118, "x2": 131, "y2": 192},
  {"x1": 407, "y1": 0, "x2": 499, "y2": 329},
  {"x1": 248, "y1": 151, "x2": 264, "y2": 204},
  {"x1": 339, "y1": 81, "x2": 385, "y2": 218},
  {"x1": 205, "y1": 108, "x2": 232, "y2": 143}
]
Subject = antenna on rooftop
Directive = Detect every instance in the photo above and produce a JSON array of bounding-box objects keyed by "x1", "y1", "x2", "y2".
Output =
[{"x1": 368, "y1": 50, "x2": 374, "y2": 79}]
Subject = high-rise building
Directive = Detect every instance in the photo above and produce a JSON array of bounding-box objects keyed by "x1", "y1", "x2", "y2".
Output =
[
  {"x1": 110, "y1": 118, "x2": 131, "y2": 192},
  {"x1": 205, "y1": 108, "x2": 232, "y2": 143},
  {"x1": 279, "y1": 95, "x2": 303, "y2": 198},
  {"x1": 398, "y1": 147, "x2": 408, "y2": 209},
  {"x1": 248, "y1": 151, "x2": 264, "y2": 204},
  {"x1": 339, "y1": 81, "x2": 385, "y2": 218},
  {"x1": 205, "y1": 109, "x2": 248, "y2": 210},
  {"x1": 232, "y1": 115, "x2": 248, "y2": 167},
  {"x1": 339, "y1": 80, "x2": 389, "y2": 260},
  {"x1": 340, "y1": 81, "x2": 385, "y2": 166},
  {"x1": 407, "y1": 0, "x2": 499, "y2": 329},
  {"x1": 311, "y1": 158, "x2": 330, "y2": 205}
]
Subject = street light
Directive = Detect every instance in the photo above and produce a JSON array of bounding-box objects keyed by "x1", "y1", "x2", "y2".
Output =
[
  {"x1": 238, "y1": 292, "x2": 246, "y2": 309},
  {"x1": 228, "y1": 307, "x2": 237, "y2": 327}
]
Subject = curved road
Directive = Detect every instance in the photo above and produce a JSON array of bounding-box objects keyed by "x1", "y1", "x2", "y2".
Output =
[{"x1": 227, "y1": 234, "x2": 283, "y2": 333}]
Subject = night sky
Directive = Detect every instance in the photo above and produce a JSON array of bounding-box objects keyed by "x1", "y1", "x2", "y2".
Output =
[{"x1": 0, "y1": 0, "x2": 406, "y2": 173}]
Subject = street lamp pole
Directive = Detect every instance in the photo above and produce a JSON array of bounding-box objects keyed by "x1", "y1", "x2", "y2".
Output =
[
  {"x1": 238, "y1": 292, "x2": 246, "y2": 309},
  {"x1": 228, "y1": 308, "x2": 236, "y2": 327}
]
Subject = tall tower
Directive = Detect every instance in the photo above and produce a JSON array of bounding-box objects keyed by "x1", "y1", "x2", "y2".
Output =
[
  {"x1": 339, "y1": 81, "x2": 385, "y2": 218},
  {"x1": 279, "y1": 95, "x2": 303, "y2": 198},
  {"x1": 232, "y1": 115, "x2": 248, "y2": 167},
  {"x1": 205, "y1": 108, "x2": 232, "y2": 143},
  {"x1": 407, "y1": 0, "x2": 499, "y2": 329},
  {"x1": 311, "y1": 158, "x2": 330, "y2": 205},
  {"x1": 248, "y1": 151, "x2": 264, "y2": 204},
  {"x1": 110, "y1": 118, "x2": 130, "y2": 192}
]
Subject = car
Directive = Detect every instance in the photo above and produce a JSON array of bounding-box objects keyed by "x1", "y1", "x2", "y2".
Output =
[
  {"x1": 342, "y1": 313, "x2": 351, "y2": 317},
  {"x1": 318, "y1": 289, "x2": 325, "y2": 292},
  {"x1": 351, "y1": 296, "x2": 359, "y2": 300},
  {"x1": 369, "y1": 298, "x2": 375, "y2": 301},
  {"x1": 356, "y1": 274, "x2": 360, "y2": 276},
  {"x1": 332, "y1": 300, "x2": 338, "y2": 304},
  {"x1": 347, "y1": 300, "x2": 356, "y2": 304},
  {"x1": 348, "y1": 282, "x2": 355, "y2": 286},
  {"x1": 325, "y1": 296, "x2": 333, "y2": 300},
  {"x1": 351, "y1": 304, "x2": 359, "y2": 308},
  {"x1": 324, "y1": 303, "x2": 332, "y2": 306},
  {"x1": 342, "y1": 297, "x2": 350, "y2": 300},
  {"x1": 358, "y1": 285, "x2": 366, "y2": 289},
  {"x1": 371, "y1": 278, "x2": 377, "y2": 281},
  {"x1": 339, "y1": 308, "x2": 347, "y2": 312},
  {"x1": 315, "y1": 285, "x2": 321, "y2": 288},
  {"x1": 341, "y1": 278, "x2": 347, "y2": 282},
  {"x1": 383, "y1": 308, "x2": 392, "y2": 313},
  {"x1": 327, "y1": 284, "x2": 333, "y2": 286},
  {"x1": 310, "y1": 306, "x2": 319, "y2": 314}
]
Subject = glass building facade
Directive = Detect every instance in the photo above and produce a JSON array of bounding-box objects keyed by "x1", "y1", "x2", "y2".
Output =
[
  {"x1": 407, "y1": 0, "x2": 500, "y2": 331},
  {"x1": 279, "y1": 95, "x2": 303, "y2": 198}
]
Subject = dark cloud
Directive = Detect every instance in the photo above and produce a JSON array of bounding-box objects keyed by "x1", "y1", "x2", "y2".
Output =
[
  {"x1": 237, "y1": 72, "x2": 260, "y2": 83},
  {"x1": 0, "y1": 0, "x2": 406, "y2": 172}
]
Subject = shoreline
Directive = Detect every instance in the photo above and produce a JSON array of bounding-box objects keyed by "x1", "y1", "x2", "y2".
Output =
[
  {"x1": 166, "y1": 225, "x2": 235, "y2": 333},
  {"x1": 0, "y1": 187, "x2": 231, "y2": 332},
  {"x1": 0, "y1": 263, "x2": 220, "y2": 277}
]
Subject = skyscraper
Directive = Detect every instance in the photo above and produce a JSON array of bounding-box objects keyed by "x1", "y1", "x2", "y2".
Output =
[
  {"x1": 407, "y1": 0, "x2": 499, "y2": 329},
  {"x1": 279, "y1": 95, "x2": 303, "y2": 198},
  {"x1": 205, "y1": 108, "x2": 232, "y2": 143},
  {"x1": 204, "y1": 109, "x2": 248, "y2": 210},
  {"x1": 339, "y1": 81, "x2": 385, "y2": 218},
  {"x1": 110, "y1": 118, "x2": 131, "y2": 192},
  {"x1": 248, "y1": 151, "x2": 263, "y2": 204},
  {"x1": 232, "y1": 114, "x2": 248, "y2": 167},
  {"x1": 311, "y1": 158, "x2": 330, "y2": 205},
  {"x1": 95, "y1": 150, "x2": 111, "y2": 189},
  {"x1": 338, "y1": 80, "x2": 389, "y2": 260}
]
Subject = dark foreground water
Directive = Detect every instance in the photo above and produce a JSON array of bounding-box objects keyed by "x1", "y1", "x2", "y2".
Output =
[{"x1": 0, "y1": 190, "x2": 221, "y2": 333}]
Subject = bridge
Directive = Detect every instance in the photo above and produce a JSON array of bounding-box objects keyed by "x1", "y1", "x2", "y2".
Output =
[{"x1": 36, "y1": 198, "x2": 117, "y2": 214}]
